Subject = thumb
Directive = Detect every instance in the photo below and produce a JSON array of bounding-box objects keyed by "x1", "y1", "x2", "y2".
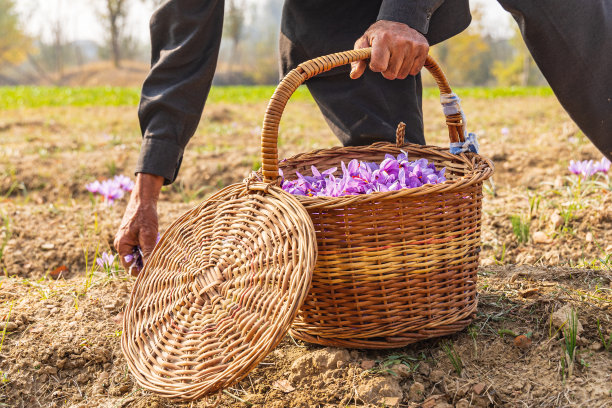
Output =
[
  {"x1": 351, "y1": 36, "x2": 369, "y2": 79},
  {"x1": 350, "y1": 61, "x2": 366, "y2": 79}
]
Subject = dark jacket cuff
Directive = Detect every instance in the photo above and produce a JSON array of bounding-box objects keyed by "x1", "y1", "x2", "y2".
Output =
[
  {"x1": 135, "y1": 138, "x2": 184, "y2": 185},
  {"x1": 377, "y1": 0, "x2": 444, "y2": 34}
]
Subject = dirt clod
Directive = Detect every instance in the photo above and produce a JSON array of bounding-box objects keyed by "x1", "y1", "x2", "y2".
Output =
[
  {"x1": 408, "y1": 381, "x2": 425, "y2": 401},
  {"x1": 455, "y1": 398, "x2": 470, "y2": 408},
  {"x1": 391, "y1": 363, "x2": 411, "y2": 378},
  {"x1": 4, "y1": 322, "x2": 18, "y2": 331},
  {"x1": 590, "y1": 342, "x2": 603, "y2": 352},
  {"x1": 430, "y1": 369, "x2": 445, "y2": 383},
  {"x1": 552, "y1": 304, "x2": 584, "y2": 335},
  {"x1": 356, "y1": 376, "x2": 402, "y2": 405}
]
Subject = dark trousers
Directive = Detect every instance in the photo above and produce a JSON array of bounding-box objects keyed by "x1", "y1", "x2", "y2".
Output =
[
  {"x1": 281, "y1": 0, "x2": 612, "y2": 161},
  {"x1": 498, "y1": 0, "x2": 612, "y2": 160}
]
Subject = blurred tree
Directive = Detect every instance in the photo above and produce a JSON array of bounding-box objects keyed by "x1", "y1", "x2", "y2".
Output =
[
  {"x1": 430, "y1": 6, "x2": 494, "y2": 86},
  {"x1": 0, "y1": 0, "x2": 31, "y2": 68},
  {"x1": 492, "y1": 26, "x2": 545, "y2": 86},
  {"x1": 224, "y1": 0, "x2": 246, "y2": 80},
  {"x1": 100, "y1": 0, "x2": 128, "y2": 68}
]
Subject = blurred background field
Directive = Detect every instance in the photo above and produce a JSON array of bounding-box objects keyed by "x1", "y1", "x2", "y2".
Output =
[{"x1": 4, "y1": 0, "x2": 544, "y2": 88}]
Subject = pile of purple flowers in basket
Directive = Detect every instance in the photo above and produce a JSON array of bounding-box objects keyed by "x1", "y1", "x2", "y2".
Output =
[{"x1": 281, "y1": 153, "x2": 446, "y2": 197}]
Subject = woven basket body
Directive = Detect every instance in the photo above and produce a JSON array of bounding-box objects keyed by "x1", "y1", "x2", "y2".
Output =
[{"x1": 260, "y1": 49, "x2": 493, "y2": 349}]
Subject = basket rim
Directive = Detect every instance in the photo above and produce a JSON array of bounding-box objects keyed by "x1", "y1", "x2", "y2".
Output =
[
  {"x1": 120, "y1": 183, "x2": 318, "y2": 400},
  {"x1": 277, "y1": 141, "x2": 494, "y2": 205}
]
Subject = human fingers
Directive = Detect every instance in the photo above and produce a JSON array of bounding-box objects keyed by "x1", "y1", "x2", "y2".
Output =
[
  {"x1": 139, "y1": 225, "x2": 159, "y2": 262},
  {"x1": 383, "y1": 46, "x2": 407, "y2": 80},
  {"x1": 369, "y1": 36, "x2": 391, "y2": 74},
  {"x1": 408, "y1": 42, "x2": 429, "y2": 76},
  {"x1": 350, "y1": 36, "x2": 370, "y2": 79},
  {"x1": 114, "y1": 228, "x2": 139, "y2": 274}
]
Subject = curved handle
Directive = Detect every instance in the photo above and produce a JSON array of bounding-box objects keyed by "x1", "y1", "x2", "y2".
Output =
[{"x1": 260, "y1": 48, "x2": 466, "y2": 183}]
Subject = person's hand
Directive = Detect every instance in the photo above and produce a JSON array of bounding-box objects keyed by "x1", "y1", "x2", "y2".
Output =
[
  {"x1": 350, "y1": 20, "x2": 429, "y2": 80},
  {"x1": 114, "y1": 173, "x2": 164, "y2": 276}
]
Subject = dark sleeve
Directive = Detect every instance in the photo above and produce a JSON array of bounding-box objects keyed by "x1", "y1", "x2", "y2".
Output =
[
  {"x1": 377, "y1": 0, "x2": 445, "y2": 34},
  {"x1": 135, "y1": 0, "x2": 224, "y2": 185}
]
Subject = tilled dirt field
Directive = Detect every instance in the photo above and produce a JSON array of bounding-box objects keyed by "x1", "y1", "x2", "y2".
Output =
[{"x1": 0, "y1": 94, "x2": 611, "y2": 407}]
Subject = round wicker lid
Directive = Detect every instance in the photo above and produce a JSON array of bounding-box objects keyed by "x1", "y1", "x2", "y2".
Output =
[{"x1": 121, "y1": 182, "x2": 317, "y2": 401}]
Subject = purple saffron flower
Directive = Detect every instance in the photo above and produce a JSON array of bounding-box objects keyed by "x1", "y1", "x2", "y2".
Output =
[
  {"x1": 568, "y1": 160, "x2": 597, "y2": 179},
  {"x1": 593, "y1": 157, "x2": 611, "y2": 174},
  {"x1": 86, "y1": 176, "x2": 132, "y2": 204},
  {"x1": 96, "y1": 251, "x2": 116, "y2": 271},
  {"x1": 113, "y1": 174, "x2": 135, "y2": 192},
  {"x1": 86, "y1": 181, "x2": 101, "y2": 194},
  {"x1": 97, "y1": 179, "x2": 125, "y2": 203},
  {"x1": 125, "y1": 234, "x2": 161, "y2": 274}
]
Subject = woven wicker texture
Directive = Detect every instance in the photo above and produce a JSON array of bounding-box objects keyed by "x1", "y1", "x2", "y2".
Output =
[
  {"x1": 121, "y1": 183, "x2": 317, "y2": 400},
  {"x1": 260, "y1": 49, "x2": 494, "y2": 348}
]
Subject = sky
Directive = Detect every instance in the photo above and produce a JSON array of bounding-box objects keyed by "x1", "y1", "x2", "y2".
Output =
[{"x1": 15, "y1": 0, "x2": 514, "y2": 45}]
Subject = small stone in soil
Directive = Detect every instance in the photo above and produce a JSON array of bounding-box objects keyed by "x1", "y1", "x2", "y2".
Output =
[
  {"x1": 118, "y1": 384, "x2": 131, "y2": 394},
  {"x1": 473, "y1": 382, "x2": 486, "y2": 395},
  {"x1": 514, "y1": 335, "x2": 532, "y2": 349},
  {"x1": 532, "y1": 231, "x2": 552, "y2": 244},
  {"x1": 360, "y1": 360, "x2": 375, "y2": 370},
  {"x1": 422, "y1": 395, "x2": 445, "y2": 408}
]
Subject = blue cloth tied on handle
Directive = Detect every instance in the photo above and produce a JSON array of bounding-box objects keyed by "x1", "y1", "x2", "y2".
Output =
[
  {"x1": 450, "y1": 133, "x2": 480, "y2": 154},
  {"x1": 440, "y1": 93, "x2": 480, "y2": 154}
]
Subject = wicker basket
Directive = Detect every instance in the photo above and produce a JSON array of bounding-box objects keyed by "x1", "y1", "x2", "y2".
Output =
[{"x1": 260, "y1": 48, "x2": 494, "y2": 349}]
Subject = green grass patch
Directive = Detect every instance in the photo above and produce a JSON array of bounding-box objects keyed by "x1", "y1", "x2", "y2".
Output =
[
  {"x1": 0, "y1": 85, "x2": 554, "y2": 109},
  {"x1": 0, "y1": 86, "x2": 140, "y2": 109}
]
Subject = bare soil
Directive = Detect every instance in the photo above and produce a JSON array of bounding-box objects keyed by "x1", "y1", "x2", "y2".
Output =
[{"x1": 0, "y1": 94, "x2": 611, "y2": 407}]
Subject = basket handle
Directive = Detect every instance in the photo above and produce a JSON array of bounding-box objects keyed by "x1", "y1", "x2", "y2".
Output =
[{"x1": 260, "y1": 48, "x2": 466, "y2": 183}]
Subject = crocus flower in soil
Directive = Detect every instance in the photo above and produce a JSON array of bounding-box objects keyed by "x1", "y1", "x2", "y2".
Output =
[
  {"x1": 113, "y1": 174, "x2": 135, "y2": 192},
  {"x1": 96, "y1": 251, "x2": 116, "y2": 270},
  {"x1": 96, "y1": 179, "x2": 125, "y2": 203},
  {"x1": 568, "y1": 160, "x2": 598, "y2": 179},
  {"x1": 86, "y1": 180, "x2": 102, "y2": 194},
  {"x1": 593, "y1": 157, "x2": 611, "y2": 174}
]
